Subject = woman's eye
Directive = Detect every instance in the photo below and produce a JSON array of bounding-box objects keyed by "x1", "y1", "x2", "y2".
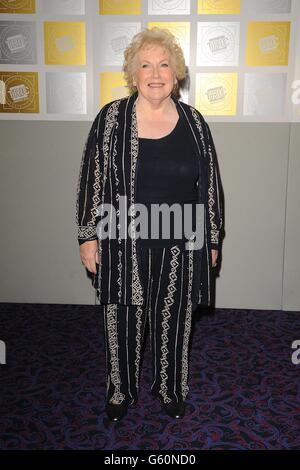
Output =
[
  {"x1": 161, "y1": 63, "x2": 169, "y2": 67},
  {"x1": 142, "y1": 64, "x2": 148, "y2": 68}
]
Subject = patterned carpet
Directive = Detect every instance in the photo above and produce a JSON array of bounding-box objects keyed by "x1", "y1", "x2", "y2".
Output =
[{"x1": 0, "y1": 303, "x2": 299, "y2": 450}]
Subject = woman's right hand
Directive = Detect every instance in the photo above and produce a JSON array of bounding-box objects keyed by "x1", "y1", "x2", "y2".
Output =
[{"x1": 79, "y1": 239, "x2": 99, "y2": 274}]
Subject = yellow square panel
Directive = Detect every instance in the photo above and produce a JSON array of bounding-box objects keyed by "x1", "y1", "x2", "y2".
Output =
[
  {"x1": 100, "y1": 72, "x2": 128, "y2": 108},
  {"x1": 196, "y1": 73, "x2": 237, "y2": 116},
  {"x1": 100, "y1": 0, "x2": 141, "y2": 15},
  {"x1": 0, "y1": 71, "x2": 39, "y2": 113},
  {"x1": 44, "y1": 22, "x2": 86, "y2": 65},
  {"x1": 198, "y1": 0, "x2": 240, "y2": 14},
  {"x1": 0, "y1": 0, "x2": 36, "y2": 13},
  {"x1": 148, "y1": 22, "x2": 190, "y2": 64},
  {"x1": 246, "y1": 22, "x2": 290, "y2": 66}
]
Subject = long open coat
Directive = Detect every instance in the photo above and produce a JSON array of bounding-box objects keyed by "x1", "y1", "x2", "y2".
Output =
[{"x1": 76, "y1": 91, "x2": 223, "y2": 308}]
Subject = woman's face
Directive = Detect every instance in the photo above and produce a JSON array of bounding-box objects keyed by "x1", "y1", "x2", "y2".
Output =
[{"x1": 132, "y1": 44, "x2": 177, "y2": 103}]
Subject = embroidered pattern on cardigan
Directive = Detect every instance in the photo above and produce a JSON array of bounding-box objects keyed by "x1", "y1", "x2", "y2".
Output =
[
  {"x1": 130, "y1": 103, "x2": 144, "y2": 305},
  {"x1": 191, "y1": 107, "x2": 219, "y2": 246},
  {"x1": 99, "y1": 100, "x2": 120, "y2": 301}
]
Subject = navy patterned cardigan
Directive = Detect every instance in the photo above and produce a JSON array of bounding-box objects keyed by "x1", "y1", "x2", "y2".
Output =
[{"x1": 76, "y1": 91, "x2": 223, "y2": 308}]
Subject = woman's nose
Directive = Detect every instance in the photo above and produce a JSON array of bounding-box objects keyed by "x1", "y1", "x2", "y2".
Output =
[{"x1": 151, "y1": 66, "x2": 160, "y2": 77}]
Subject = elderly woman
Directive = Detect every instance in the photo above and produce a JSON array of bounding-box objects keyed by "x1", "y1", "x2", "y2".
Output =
[{"x1": 76, "y1": 27, "x2": 223, "y2": 422}]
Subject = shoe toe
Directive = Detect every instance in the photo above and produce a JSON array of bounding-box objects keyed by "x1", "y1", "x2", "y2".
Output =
[
  {"x1": 106, "y1": 403, "x2": 128, "y2": 422},
  {"x1": 163, "y1": 402, "x2": 186, "y2": 419}
]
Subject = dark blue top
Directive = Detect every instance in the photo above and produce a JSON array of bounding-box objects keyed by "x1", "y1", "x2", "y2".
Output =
[{"x1": 136, "y1": 114, "x2": 199, "y2": 246}]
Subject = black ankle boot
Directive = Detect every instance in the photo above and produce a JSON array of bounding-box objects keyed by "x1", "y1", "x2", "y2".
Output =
[
  {"x1": 105, "y1": 402, "x2": 128, "y2": 422},
  {"x1": 162, "y1": 402, "x2": 186, "y2": 419}
]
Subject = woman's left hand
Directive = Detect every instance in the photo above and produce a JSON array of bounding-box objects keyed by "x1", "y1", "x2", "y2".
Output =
[{"x1": 212, "y1": 249, "x2": 218, "y2": 268}]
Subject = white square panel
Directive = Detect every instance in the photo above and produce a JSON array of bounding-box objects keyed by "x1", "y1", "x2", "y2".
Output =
[
  {"x1": 246, "y1": 0, "x2": 291, "y2": 14},
  {"x1": 46, "y1": 72, "x2": 87, "y2": 114},
  {"x1": 42, "y1": 0, "x2": 85, "y2": 15},
  {"x1": 179, "y1": 87, "x2": 189, "y2": 105},
  {"x1": 243, "y1": 73, "x2": 287, "y2": 116},
  {"x1": 97, "y1": 22, "x2": 141, "y2": 67},
  {"x1": 0, "y1": 21, "x2": 37, "y2": 64},
  {"x1": 148, "y1": 0, "x2": 190, "y2": 15},
  {"x1": 197, "y1": 22, "x2": 240, "y2": 67}
]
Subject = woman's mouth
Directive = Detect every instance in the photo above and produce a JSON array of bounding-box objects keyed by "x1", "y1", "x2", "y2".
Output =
[{"x1": 148, "y1": 83, "x2": 164, "y2": 87}]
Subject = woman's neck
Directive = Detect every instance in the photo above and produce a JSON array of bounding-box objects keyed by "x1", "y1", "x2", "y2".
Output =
[{"x1": 135, "y1": 94, "x2": 176, "y2": 117}]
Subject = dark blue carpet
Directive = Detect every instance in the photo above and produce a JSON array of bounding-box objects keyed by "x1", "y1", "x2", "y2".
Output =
[{"x1": 0, "y1": 304, "x2": 299, "y2": 450}]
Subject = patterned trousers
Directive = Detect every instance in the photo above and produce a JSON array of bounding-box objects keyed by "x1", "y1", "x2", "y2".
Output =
[{"x1": 103, "y1": 243, "x2": 194, "y2": 406}]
